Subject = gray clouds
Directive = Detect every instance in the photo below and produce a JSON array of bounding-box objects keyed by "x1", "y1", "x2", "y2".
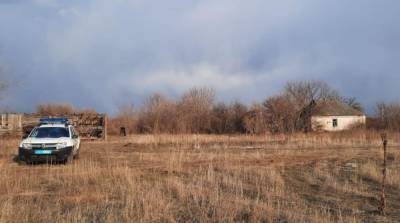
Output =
[{"x1": 0, "y1": 0, "x2": 399, "y2": 113}]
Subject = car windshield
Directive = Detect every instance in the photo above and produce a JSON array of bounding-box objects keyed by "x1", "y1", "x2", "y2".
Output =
[{"x1": 30, "y1": 127, "x2": 70, "y2": 138}]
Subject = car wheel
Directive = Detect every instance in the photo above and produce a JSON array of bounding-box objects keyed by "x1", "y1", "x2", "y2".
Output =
[
  {"x1": 73, "y1": 149, "x2": 80, "y2": 159},
  {"x1": 63, "y1": 154, "x2": 73, "y2": 165},
  {"x1": 18, "y1": 159, "x2": 26, "y2": 165}
]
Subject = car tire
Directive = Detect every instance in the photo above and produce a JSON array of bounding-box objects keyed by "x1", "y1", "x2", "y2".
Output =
[
  {"x1": 63, "y1": 154, "x2": 73, "y2": 165},
  {"x1": 73, "y1": 149, "x2": 80, "y2": 159},
  {"x1": 25, "y1": 160, "x2": 33, "y2": 165},
  {"x1": 18, "y1": 159, "x2": 26, "y2": 165}
]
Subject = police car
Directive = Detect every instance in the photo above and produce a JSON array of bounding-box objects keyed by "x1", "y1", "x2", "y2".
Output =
[{"x1": 18, "y1": 118, "x2": 80, "y2": 164}]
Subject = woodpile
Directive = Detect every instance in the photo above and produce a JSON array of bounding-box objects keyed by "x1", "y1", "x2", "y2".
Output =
[
  {"x1": 19, "y1": 113, "x2": 107, "y2": 140},
  {"x1": 67, "y1": 113, "x2": 107, "y2": 140}
]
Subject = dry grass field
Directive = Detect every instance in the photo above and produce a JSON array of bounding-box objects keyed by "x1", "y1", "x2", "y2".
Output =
[{"x1": 1, "y1": 132, "x2": 400, "y2": 222}]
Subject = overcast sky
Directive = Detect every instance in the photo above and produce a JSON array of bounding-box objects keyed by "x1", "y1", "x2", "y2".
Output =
[{"x1": 0, "y1": 0, "x2": 399, "y2": 114}]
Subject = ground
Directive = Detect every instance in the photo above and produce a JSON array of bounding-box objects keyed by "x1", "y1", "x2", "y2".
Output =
[{"x1": 0, "y1": 133, "x2": 399, "y2": 223}]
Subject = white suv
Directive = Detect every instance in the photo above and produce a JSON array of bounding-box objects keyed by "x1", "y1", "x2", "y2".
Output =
[{"x1": 18, "y1": 118, "x2": 80, "y2": 164}]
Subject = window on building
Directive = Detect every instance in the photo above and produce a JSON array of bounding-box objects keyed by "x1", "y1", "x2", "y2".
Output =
[{"x1": 332, "y1": 119, "x2": 338, "y2": 128}]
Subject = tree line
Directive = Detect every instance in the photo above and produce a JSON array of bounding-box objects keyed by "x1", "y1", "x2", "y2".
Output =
[
  {"x1": 19, "y1": 80, "x2": 400, "y2": 135},
  {"x1": 107, "y1": 80, "x2": 365, "y2": 135}
]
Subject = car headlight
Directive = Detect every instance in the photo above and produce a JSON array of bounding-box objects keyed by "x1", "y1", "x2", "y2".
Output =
[
  {"x1": 56, "y1": 142, "x2": 68, "y2": 150},
  {"x1": 21, "y1": 143, "x2": 32, "y2": 150}
]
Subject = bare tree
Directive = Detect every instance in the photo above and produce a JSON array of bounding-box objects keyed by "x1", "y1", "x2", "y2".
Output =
[
  {"x1": 78, "y1": 108, "x2": 99, "y2": 115},
  {"x1": 374, "y1": 102, "x2": 400, "y2": 131},
  {"x1": 243, "y1": 103, "x2": 268, "y2": 134},
  {"x1": 376, "y1": 102, "x2": 387, "y2": 119},
  {"x1": 284, "y1": 80, "x2": 340, "y2": 109},
  {"x1": 230, "y1": 101, "x2": 248, "y2": 133},
  {"x1": 342, "y1": 97, "x2": 364, "y2": 112},
  {"x1": 177, "y1": 87, "x2": 215, "y2": 133},
  {"x1": 263, "y1": 95, "x2": 296, "y2": 133},
  {"x1": 36, "y1": 103, "x2": 75, "y2": 116},
  {"x1": 261, "y1": 80, "x2": 357, "y2": 133},
  {"x1": 109, "y1": 104, "x2": 138, "y2": 135},
  {"x1": 137, "y1": 94, "x2": 177, "y2": 133},
  {"x1": 210, "y1": 101, "x2": 248, "y2": 134},
  {"x1": 210, "y1": 103, "x2": 230, "y2": 134},
  {"x1": 112, "y1": 81, "x2": 366, "y2": 135}
]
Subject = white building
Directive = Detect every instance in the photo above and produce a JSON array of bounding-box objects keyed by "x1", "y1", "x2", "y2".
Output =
[{"x1": 310, "y1": 100, "x2": 366, "y2": 132}]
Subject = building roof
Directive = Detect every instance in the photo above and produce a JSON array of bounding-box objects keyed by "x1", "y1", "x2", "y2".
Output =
[{"x1": 311, "y1": 99, "x2": 364, "y2": 116}]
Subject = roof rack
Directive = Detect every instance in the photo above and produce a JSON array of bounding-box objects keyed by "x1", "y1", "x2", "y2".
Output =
[{"x1": 39, "y1": 118, "x2": 70, "y2": 126}]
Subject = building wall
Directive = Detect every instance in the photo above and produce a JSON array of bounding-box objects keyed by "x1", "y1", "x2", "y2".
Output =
[{"x1": 311, "y1": 115, "x2": 366, "y2": 132}]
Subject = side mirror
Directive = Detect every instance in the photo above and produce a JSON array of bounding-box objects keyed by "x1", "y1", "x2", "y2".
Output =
[
  {"x1": 22, "y1": 134, "x2": 29, "y2": 139},
  {"x1": 72, "y1": 135, "x2": 79, "y2": 139}
]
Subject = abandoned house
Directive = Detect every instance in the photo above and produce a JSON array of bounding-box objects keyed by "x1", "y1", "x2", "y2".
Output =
[{"x1": 308, "y1": 100, "x2": 366, "y2": 132}]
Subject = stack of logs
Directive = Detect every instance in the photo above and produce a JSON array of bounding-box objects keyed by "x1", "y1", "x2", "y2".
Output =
[
  {"x1": 68, "y1": 114, "x2": 107, "y2": 140},
  {"x1": 22, "y1": 113, "x2": 107, "y2": 140}
]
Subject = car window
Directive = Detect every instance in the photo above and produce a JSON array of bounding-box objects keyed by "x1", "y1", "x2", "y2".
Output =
[{"x1": 30, "y1": 127, "x2": 70, "y2": 138}]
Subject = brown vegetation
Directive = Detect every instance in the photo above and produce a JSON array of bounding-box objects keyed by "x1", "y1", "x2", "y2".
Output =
[
  {"x1": 36, "y1": 103, "x2": 75, "y2": 116},
  {"x1": 374, "y1": 102, "x2": 400, "y2": 131},
  {"x1": 1, "y1": 132, "x2": 400, "y2": 222},
  {"x1": 36, "y1": 103, "x2": 99, "y2": 116},
  {"x1": 108, "y1": 104, "x2": 137, "y2": 135},
  {"x1": 109, "y1": 82, "x2": 368, "y2": 135}
]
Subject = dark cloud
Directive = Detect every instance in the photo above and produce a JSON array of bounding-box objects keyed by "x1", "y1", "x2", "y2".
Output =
[{"x1": 0, "y1": 0, "x2": 399, "y2": 114}]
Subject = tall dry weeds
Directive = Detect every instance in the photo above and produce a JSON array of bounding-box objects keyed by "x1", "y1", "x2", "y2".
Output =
[{"x1": 0, "y1": 133, "x2": 399, "y2": 222}]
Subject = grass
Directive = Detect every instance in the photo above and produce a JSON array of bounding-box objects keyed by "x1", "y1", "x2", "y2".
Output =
[{"x1": 0, "y1": 131, "x2": 399, "y2": 222}]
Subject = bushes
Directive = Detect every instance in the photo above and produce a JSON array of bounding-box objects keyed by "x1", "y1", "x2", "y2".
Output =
[
  {"x1": 242, "y1": 104, "x2": 268, "y2": 134},
  {"x1": 108, "y1": 104, "x2": 137, "y2": 135},
  {"x1": 110, "y1": 88, "x2": 251, "y2": 135},
  {"x1": 108, "y1": 81, "x2": 372, "y2": 135},
  {"x1": 34, "y1": 81, "x2": 371, "y2": 136},
  {"x1": 36, "y1": 103, "x2": 99, "y2": 116},
  {"x1": 372, "y1": 102, "x2": 400, "y2": 131},
  {"x1": 137, "y1": 94, "x2": 177, "y2": 134},
  {"x1": 36, "y1": 103, "x2": 75, "y2": 116},
  {"x1": 176, "y1": 87, "x2": 215, "y2": 133},
  {"x1": 210, "y1": 102, "x2": 248, "y2": 134}
]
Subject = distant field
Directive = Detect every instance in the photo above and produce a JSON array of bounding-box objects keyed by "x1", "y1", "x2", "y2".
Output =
[{"x1": 1, "y1": 133, "x2": 400, "y2": 223}]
